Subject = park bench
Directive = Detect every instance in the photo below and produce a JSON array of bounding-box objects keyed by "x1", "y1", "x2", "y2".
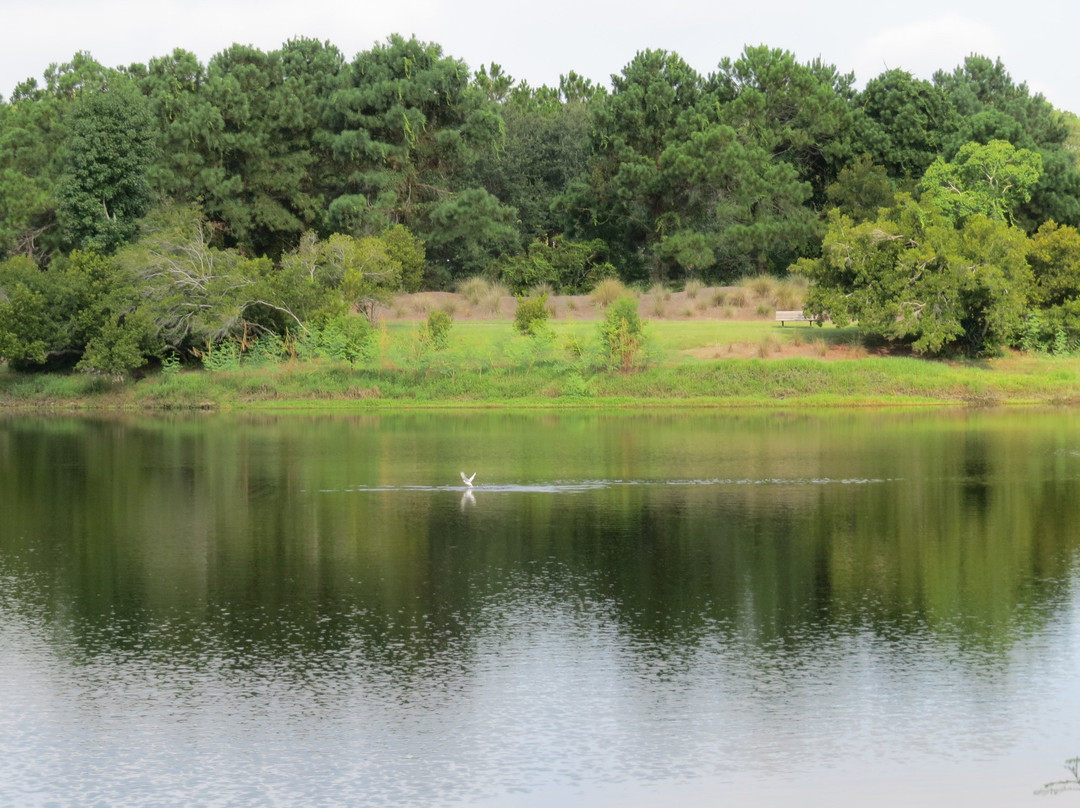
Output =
[{"x1": 775, "y1": 310, "x2": 812, "y2": 326}]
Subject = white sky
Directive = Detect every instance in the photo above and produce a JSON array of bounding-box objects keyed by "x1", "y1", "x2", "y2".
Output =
[{"x1": 2, "y1": 0, "x2": 1077, "y2": 114}]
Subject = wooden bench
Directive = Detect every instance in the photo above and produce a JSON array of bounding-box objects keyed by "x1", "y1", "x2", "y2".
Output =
[{"x1": 775, "y1": 310, "x2": 811, "y2": 326}]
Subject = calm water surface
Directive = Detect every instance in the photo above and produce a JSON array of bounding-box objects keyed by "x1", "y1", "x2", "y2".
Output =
[{"x1": 1, "y1": 410, "x2": 1079, "y2": 806}]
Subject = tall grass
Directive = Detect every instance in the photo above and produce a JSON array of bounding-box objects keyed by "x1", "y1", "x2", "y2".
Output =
[
  {"x1": 458, "y1": 276, "x2": 490, "y2": 306},
  {"x1": 743, "y1": 275, "x2": 778, "y2": 301},
  {"x1": 591, "y1": 278, "x2": 626, "y2": 307}
]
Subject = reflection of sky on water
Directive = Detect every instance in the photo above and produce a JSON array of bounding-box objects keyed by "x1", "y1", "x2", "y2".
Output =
[
  {"x1": 4, "y1": 410, "x2": 1080, "y2": 806},
  {"x1": 3, "y1": 559, "x2": 1079, "y2": 807}
]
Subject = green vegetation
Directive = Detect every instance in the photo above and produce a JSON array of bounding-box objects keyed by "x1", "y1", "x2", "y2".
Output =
[
  {"x1": 2, "y1": 38, "x2": 1080, "y2": 381},
  {"x1": 3, "y1": 316, "x2": 1079, "y2": 411}
]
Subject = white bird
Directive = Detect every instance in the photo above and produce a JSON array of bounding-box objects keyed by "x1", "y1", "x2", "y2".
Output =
[{"x1": 460, "y1": 471, "x2": 476, "y2": 487}]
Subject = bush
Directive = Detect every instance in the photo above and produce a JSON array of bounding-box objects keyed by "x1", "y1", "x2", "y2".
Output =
[
  {"x1": 494, "y1": 238, "x2": 614, "y2": 294},
  {"x1": 201, "y1": 341, "x2": 242, "y2": 372},
  {"x1": 296, "y1": 315, "x2": 378, "y2": 365},
  {"x1": 598, "y1": 296, "x2": 647, "y2": 372},
  {"x1": 420, "y1": 309, "x2": 453, "y2": 352},
  {"x1": 514, "y1": 294, "x2": 550, "y2": 336}
]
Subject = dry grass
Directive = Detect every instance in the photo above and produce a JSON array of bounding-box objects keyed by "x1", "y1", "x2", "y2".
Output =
[
  {"x1": 458, "y1": 276, "x2": 489, "y2": 306},
  {"x1": 757, "y1": 334, "x2": 782, "y2": 357},
  {"x1": 743, "y1": 275, "x2": 779, "y2": 301},
  {"x1": 412, "y1": 294, "x2": 436, "y2": 314},
  {"x1": 648, "y1": 282, "x2": 671, "y2": 301},
  {"x1": 482, "y1": 281, "x2": 509, "y2": 314},
  {"x1": 684, "y1": 278, "x2": 705, "y2": 299},
  {"x1": 591, "y1": 278, "x2": 627, "y2": 307}
]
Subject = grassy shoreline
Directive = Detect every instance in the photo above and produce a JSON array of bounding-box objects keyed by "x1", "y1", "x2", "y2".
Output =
[
  {"x1": 2, "y1": 351, "x2": 1079, "y2": 412},
  {"x1": 3, "y1": 317, "x2": 1079, "y2": 412}
]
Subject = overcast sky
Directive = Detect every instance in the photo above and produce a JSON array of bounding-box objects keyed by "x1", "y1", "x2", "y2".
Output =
[{"x1": 2, "y1": 0, "x2": 1077, "y2": 114}]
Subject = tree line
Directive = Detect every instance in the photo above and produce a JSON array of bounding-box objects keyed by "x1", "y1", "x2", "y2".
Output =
[{"x1": 2, "y1": 34, "x2": 1080, "y2": 372}]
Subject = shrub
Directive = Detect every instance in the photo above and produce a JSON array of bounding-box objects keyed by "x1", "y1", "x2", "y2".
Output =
[
  {"x1": 201, "y1": 340, "x2": 242, "y2": 372},
  {"x1": 598, "y1": 296, "x2": 646, "y2": 372},
  {"x1": 420, "y1": 309, "x2": 453, "y2": 352},
  {"x1": 245, "y1": 333, "x2": 285, "y2": 366},
  {"x1": 494, "y1": 238, "x2": 614, "y2": 294},
  {"x1": 296, "y1": 315, "x2": 378, "y2": 365},
  {"x1": 514, "y1": 294, "x2": 551, "y2": 336}
]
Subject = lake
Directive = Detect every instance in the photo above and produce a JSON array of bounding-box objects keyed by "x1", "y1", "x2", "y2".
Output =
[{"x1": 1, "y1": 409, "x2": 1079, "y2": 806}]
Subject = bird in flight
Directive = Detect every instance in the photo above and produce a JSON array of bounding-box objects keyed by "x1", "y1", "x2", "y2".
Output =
[{"x1": 460, "y1": 471, "x2": 476, "y2": 487}]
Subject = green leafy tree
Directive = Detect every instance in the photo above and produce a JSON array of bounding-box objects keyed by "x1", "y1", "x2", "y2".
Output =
[
  {"x1": 1028, "y1": 221, "x2": 1080, "y2": 307},
  {"x1": 381, "y1": 224, "x2": 426, "y2": 292},
  {"x1": 136, "y1": 48, "x2": 210, "y2": 202},
  {"x1": 565, "y1": 49, "x2": 705, "y2": 282},
  {"x1": 711, "y1": 46, "x2": 856, "y2": 201},
  {"x1": 0, "y1": 256, "x2": 83, "y2": 367},
  {"x1": 569, "y1": 49, "x2": 821, "y2": 281},
  {"x1": 825, "y1": 154, "x2": 896, "y2": 222},
  {"x1": 56, "y1": 72, "x2": 157, "y2": 253},
  {"x1": 117, "y1": 203, "x2": 302, "y2": 351},
  {"x1": 328, "y1": 35, "x2": 503, "y2": 244},
  {"x1": 933, "y1": 55, "x2": 1080, "y2": 228},
  {"x1": 470, "y1": 68, "x2": 597, "y2": 246},
  {"x1": 851, "y1": 69, "x2": 954, "y2": 180},
  {"x1": 422, "y1": 188, "x2": 519, "y2": 279},
  {"x1": 795, "y1": 196, "x2": 1032, "y2": 355},
  {"x1": 0, "y1": 248, "x2": 154, "y2": 372},
  {"x1": 190, "y1": 41, "x2": 342, "y2": 256},
  {"x1": 919, "y1": 139, "x2": 1042, "y2": 225},
  {"x1": 0, "y1": 88, "x2": 68, "y2": 260},
  {"x1": 333, "y1": 233, "x2": 401, "y2": 323},
  {"x1": 662, "y1": 123, "x2": 818, "y2": 277}
]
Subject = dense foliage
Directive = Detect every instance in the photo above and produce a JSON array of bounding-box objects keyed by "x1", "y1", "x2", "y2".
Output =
[{"x1": 2, "y1": 37, "x2": 1080, "y2": 369}]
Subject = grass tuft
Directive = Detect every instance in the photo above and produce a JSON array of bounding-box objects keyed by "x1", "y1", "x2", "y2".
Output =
[{"x1": 591, "y1": 278, "x2": 626, "y2": 307}]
